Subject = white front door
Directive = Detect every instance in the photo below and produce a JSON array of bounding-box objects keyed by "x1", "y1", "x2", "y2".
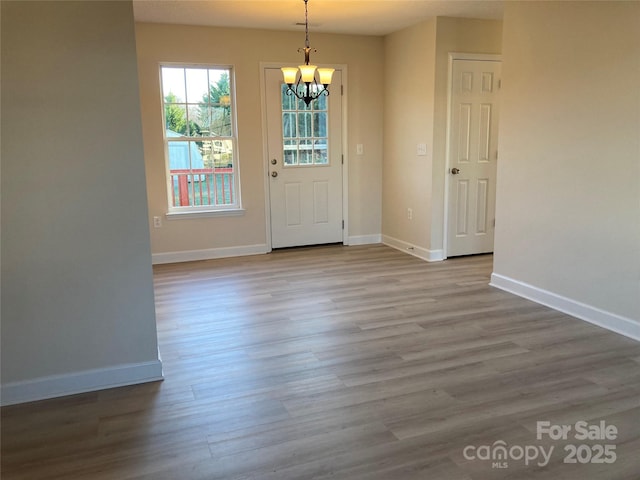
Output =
[
  {"x1": 265, "y1": 68, "x2": 343, "y2": 249},
  {"x1": 447, "y1": 59, "x2": 501, "y2": 257}
]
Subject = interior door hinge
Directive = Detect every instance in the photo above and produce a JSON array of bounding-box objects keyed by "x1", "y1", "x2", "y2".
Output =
[
  {"x1": 341, "y1": 154, "x2": 344, "y2": 165},
  {"x1": 342, "y1": 220, "x2": 344, "y2": 229},
  {"x1": 498, "y1": 79, "x2": 502, "y2": 89},
  {"x1": 341, "y1": 84, "x2": 344, "y2": 96}
]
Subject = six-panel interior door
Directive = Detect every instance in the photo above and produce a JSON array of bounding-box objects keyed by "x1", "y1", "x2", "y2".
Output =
[
  {"x1": 447, "y1": 59, "x2": 501, "y2": 257},
  {"x1": 266, "y1": 68, "x2": 343, "y2": 249}
]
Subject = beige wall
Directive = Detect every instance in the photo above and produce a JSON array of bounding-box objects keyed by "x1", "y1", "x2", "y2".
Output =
[
  {"x1": 382, "y1": 17, "x2": 502, "y2": 256},
  {"x1": 493, "y1": 1, "x2": 640, "y2": 322},
  {"x1": 1, "y1": 1, "x2": 161, "y2": 401},
  {"x1": 382, "y1": 20, "x2": 437, "y2": 250},
  {"x1": 135, "y1": 24, "x2": 384, "y2": 255}
]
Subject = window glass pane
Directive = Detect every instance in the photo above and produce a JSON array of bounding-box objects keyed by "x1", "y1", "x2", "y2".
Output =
[
  {"x1": 281, "y1": 84, "x2": 296, "y2": 111},
  {"x1": 214, "y1": 169, "x2": 235, "y2": 205},
  {"x1": 298, "y1": 112, "x2": 312, "y2": 138},
  {"x1": 162, "y1": 67, "x2": 186, "y2": 102},
  {"x1": 165, "y1": 104, "x2": 187, "y2": 136},
  {"x1": 284, "y1": 140, "x2": 297, "y2": 165},
  {"x1": 187, "y1": 105, "x2": 206, "y2": 137},
  {"x1": 314, "y1": 139, "x2": 328, "y2": 164},
  {"x1": 167, "y1": 140, "x2": 192, "y2": 171},
  {"x1": 199, "y1": 139, "x2": 214, "y2": 168},
  {"x1": 312, "y1": 93, "x2": 327, "y2": 111},
  {"x1": 209, "y1": 70, "x2": 230, "y2": 107},
  {"x1": 299, "y1": 139, "x2": 313, "y2": 164},
  {"x1": 283, "y1": 113, "x2": 297, "y2": 138},
  {"x1": 195, "y1": 106, "x2": 213, "y2": 136},
  {"x1": 210, "y1": 106, "x2": 232, "y2": 137},
  {"x1": 185, "y1": 68, "x2": 209, "y2": 103},
  {"x1": 213, "y1": 140, "x2": 234, "y2": 168},
  {"x1": 313, "y1": 112, "x2": 327, "y2": 138}
]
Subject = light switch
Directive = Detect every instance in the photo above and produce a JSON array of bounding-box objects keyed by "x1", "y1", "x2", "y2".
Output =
[
  {"x1": 356, "y1": 144, "x2": 364, "y2": 155},
  {"x1": 417, "y1": 143, "x2": 427, "y2": 156}
]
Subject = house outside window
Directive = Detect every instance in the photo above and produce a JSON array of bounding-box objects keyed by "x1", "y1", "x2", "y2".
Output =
[{"x1": 160, "y1": 65, "x2": 240, "y2": 212}]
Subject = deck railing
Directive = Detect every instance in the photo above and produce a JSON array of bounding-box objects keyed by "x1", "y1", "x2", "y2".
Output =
[{"x1": 169, "y1": 168, "x2": 234, "y2": 207}]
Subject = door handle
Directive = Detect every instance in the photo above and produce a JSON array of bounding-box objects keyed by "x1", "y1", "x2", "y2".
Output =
[
  {"x1": 451, "y1": 168, "x2": 460, "y2": 175},
  {"x1": 271, "y1": 159, "x2": 277, "y2": 165},
  {"x1": 271, "y1": 171, "x2": 278, "y2": 177}
]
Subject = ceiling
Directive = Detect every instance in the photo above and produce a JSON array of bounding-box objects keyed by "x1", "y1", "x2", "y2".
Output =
[{"x1": 133, "y1": 1, "x2": 504, "y2": 36}]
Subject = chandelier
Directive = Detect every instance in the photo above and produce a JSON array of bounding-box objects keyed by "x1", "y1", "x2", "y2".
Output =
[{"x1": 281, "y1": 0, "x2": 334, "y2": 106}]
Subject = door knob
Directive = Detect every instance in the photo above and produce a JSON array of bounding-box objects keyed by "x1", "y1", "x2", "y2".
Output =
[
  {"x1": 451, "y1": 168, "x2": 460, "y2": 175},
  {"x1": 271, "y1": 171, "x2": 278, "y2": 177},
  {"x1": 271, "y1": 159, "x2": 277, "y2": 165}
]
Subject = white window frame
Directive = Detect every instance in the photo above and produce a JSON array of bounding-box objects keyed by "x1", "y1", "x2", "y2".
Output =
[{"x1": 160, "y1": 64, "x2": 243, "y2": 217}]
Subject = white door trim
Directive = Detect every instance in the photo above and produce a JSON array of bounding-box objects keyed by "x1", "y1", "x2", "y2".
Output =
[
  {"x1": 259, "y1": 62, "x2": 349, "y2": 251},
  {"x1": 443, "y1": 52, "x2": 502, "y2": 259}
]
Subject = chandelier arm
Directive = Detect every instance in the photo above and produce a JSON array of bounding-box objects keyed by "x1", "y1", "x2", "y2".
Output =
[
  {"x1": 313, "y1": 76, "x2": 330, "y2": 98},
  {"x1": 284, "y1": 80, "x2": 329, "y2": 106}
]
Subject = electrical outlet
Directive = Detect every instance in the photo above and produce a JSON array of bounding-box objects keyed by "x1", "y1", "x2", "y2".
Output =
[
  {"x1": 407, "y1": 208, "x2": 413, "y2": 220},
  {"x1": 153, "y1": 216, "x2": 162, "y2": 228},
  {"x1": 417, "y1": 143, "x2": 427, "y2": 156}
]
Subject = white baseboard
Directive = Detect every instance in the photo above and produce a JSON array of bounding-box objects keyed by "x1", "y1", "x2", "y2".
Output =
[
  {"x1": 490, "y1": 273, "x2": 640, "y2": 342},
  {"x1": 382, "y1": 235, "x2": 445, "y2": 262},
  {"x1": 347, "y1": 234, "x2": 382, "y2": 246},
  {"x1": 152, "y1": 244, "x2": 269, "y2": 265},
  {"x1": 0, "y1": 360, "x2": 164, "y2": 406}
]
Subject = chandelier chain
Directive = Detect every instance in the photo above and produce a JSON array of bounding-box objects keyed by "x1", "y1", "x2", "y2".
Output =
[{"x1": 304, "y1": 0, "x2": 310, "y2": 49}]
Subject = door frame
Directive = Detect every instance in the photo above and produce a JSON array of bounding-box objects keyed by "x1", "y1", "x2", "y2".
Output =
[
  {"x1": 443, "y1": 52, "x2": 502, "y2": 259},
  {"x1": 260, "y1": 63, "x2": 349, "y2": 252}
]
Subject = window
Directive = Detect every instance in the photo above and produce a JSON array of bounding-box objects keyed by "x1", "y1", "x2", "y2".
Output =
[
  {"x1": 281, "y1": 84, "x2": 328, "y2": 166},
  {"x1": 161, "y1": 66, "x2": 240, "y2": 212}
]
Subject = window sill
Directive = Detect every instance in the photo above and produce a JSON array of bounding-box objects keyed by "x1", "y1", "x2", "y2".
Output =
[{"x1": 166, "y1": 209, "x2": 245, "y2": 220}]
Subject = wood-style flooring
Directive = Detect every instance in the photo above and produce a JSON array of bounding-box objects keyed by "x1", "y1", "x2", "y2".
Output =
[{"x1": 2, "y1": 244, "x2": 640, "y2": 479}]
